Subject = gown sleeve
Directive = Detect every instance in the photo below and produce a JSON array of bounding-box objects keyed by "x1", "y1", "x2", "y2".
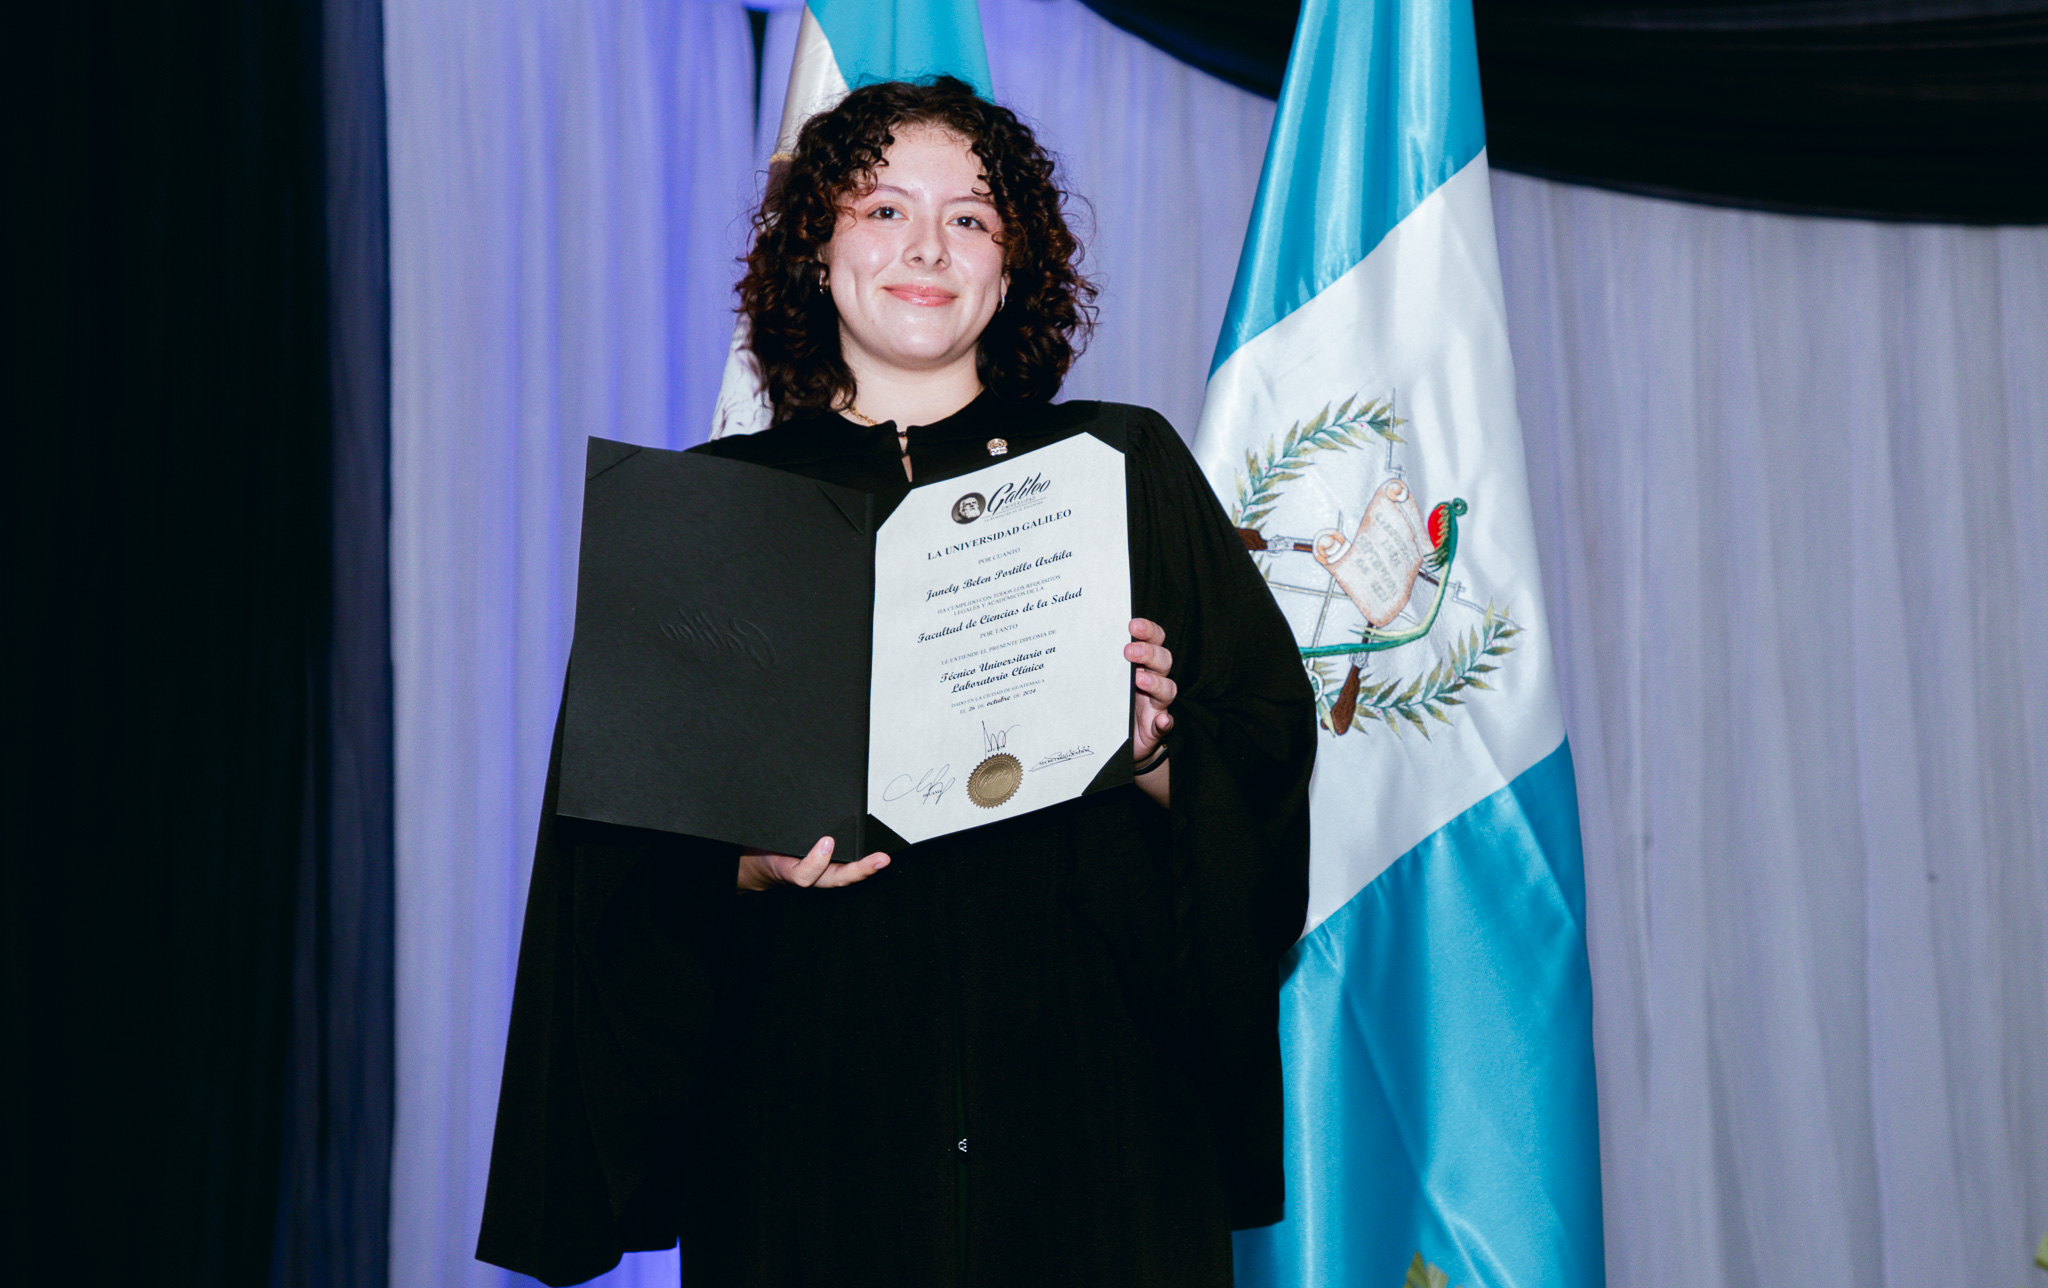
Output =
[
  {"x1": 475, "y1": 693, "x2": 745, "y2": 1287},
  {"x1": 1123, "y1": 406, "x2": 1317, "y2": 1230}
]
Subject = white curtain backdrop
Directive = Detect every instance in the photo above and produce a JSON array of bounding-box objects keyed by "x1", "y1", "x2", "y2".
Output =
[
  {"x1": 1492, "y1": 176, "x2": 2048, "y2": 1288},
  {"x1": 384, "y1": 1, "x2": 755, "y2": 1284},
  {"x1": 386, "y1": 0, "x2": 2048, "y2": 1282}
]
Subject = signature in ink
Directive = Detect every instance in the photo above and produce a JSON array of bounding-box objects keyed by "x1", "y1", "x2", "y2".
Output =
[
  {"x1": 883, "y1": 765, "x2": 956, "y2": 806},
  {"x1": 982, "y1": 721, "x2": 1021, "y2": 755},
  {"x1": 1030, "y1": 746, "x2": 1095, "y2": 771}
]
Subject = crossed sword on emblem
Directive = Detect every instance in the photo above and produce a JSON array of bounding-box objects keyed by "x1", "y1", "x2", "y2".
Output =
[{"x1": 1236, "y1": 482, "x2": 1469, "y2": 735}]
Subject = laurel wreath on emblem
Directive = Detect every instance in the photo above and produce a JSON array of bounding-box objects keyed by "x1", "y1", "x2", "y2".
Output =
[
  {"x1": 1230, "y1": 395, "x2": 1520, "y2": 738},
  {"x1": 1306, "y1": 609, "x2": 1518, "y2": 736},
  {"x1": 1232, "y1": 395, "x2": 1407, "y2": 530}
]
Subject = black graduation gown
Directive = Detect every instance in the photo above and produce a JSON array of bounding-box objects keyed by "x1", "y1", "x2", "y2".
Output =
[{"x1": 477, "y1": 398, "x2": 1315, "y2": 1288}]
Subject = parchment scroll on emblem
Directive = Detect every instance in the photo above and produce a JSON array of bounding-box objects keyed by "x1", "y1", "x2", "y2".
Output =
[
  {"x1": 1312, "y1": 479, "x2": 1428, "y2": 628},
  {"x1": 967, "y1": 753, "x2": 1023, "y2": 807}
]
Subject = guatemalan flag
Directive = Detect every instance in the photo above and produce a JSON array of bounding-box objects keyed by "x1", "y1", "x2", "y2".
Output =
[
  {"x1": 710, "y1": 0, "x2": 993, "y2": 439},
  {"x1": 1192, "y1": 0, "x2": 1606, "y2": 1285}
]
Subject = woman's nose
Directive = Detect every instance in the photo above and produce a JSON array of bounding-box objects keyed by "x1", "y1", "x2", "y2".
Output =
[{"x1": 904, "y1": 217, "x2": 947, "y2": 268}]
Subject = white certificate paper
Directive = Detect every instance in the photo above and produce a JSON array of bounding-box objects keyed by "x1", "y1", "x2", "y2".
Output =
[{"x1": 867, "y1": 432, "x2": 1131, "y2": 845}]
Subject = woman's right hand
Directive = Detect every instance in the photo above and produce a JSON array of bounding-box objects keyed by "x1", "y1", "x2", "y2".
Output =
[{"x1": 736, "y1": 835, "x2": 891, "y2": 891}]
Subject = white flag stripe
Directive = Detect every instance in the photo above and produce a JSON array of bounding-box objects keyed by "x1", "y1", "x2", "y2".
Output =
[
  {"x1": 1198, "y1": 154, "x2": 1564, "y2": 934},
  {"x1": 709, "y1": 318, "x2": 773, "y2": 441},
  {"x1": 711, "y1": 8, "x2": 849, "y2": 441},
  {"x1": 774, "y1": 7, "x2": 851, "y2": 160}
]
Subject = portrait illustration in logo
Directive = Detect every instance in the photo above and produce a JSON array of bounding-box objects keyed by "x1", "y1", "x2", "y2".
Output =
[{"x1": 951, "y1": 493, "x2": 986, "y2": 524}]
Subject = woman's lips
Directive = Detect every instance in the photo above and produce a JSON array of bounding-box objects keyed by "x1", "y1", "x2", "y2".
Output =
[{"x1": 885, "y1": 285, "x2": 955, "y2": 306}]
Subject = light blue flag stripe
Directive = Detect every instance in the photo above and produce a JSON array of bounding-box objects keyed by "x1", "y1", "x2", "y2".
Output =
[
  {"x1": 809, "y1": 0, "x2": 994, "y2": 99},
  {"x1": 1233, "y1": 741, "x2": 1605, "y2": 1288},
  {"x1": 1210, "y1": 0, "x2": 1486, "y2": 373}
]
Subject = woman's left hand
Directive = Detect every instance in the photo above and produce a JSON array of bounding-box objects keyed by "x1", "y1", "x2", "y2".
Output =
[{"x1": 1126, "y1": 618, "x2": 1174, "y2": 806}]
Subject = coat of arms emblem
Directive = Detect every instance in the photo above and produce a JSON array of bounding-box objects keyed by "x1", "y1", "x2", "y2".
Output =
[{"x1": 1231, "y1": 395, "x2": 1518, "y2": 737}]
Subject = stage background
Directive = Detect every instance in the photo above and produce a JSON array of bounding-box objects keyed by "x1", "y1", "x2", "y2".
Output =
[{"x1": 383, "y1": 1, "x2": 2048, "y2": 1285}]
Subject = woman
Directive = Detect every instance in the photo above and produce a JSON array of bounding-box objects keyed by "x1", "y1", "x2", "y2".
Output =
[{"x1": 479, "y1": 78, "x2": 1315, "y2": 1288}]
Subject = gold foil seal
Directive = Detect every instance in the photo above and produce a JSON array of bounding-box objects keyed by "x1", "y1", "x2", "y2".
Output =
[{"x1": 966, "y1": 753, "x2": 1023, "y2": 808}]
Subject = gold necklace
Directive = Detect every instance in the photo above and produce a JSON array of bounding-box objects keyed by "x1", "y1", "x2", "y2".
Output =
[
  {"x1": 845, "y1": 404, "x2": 910, "y2": 457},
  {"x1": 845, "y1": 386, "x2": 984, "y2": 429}
]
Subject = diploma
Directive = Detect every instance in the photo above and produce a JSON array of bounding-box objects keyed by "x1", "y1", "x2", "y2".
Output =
[
  {"x1": 866, "y1": 432, "x2": 1132, "y2": 844},
  {"x1": 557, "y1": 428, "x2": 1133, "y2": 859}
]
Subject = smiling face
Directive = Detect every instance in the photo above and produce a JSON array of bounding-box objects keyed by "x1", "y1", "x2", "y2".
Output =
[{"x1": 818, "y1": 125, "x2": 1008, "y2": 388}]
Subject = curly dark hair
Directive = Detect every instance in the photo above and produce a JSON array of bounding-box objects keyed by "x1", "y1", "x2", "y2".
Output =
[{"x1": 737, "y1": 77, "x2": 1097, "y2": 424}]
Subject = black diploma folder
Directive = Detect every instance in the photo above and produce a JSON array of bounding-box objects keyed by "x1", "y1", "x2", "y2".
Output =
[{"x1": 558, "y1": 438, "x2": 891, "y2": 859}]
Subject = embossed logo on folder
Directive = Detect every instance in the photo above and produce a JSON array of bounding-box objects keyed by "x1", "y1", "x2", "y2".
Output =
[{"x1": 660, "y1": 609, "x2": 775, "y2": 669}]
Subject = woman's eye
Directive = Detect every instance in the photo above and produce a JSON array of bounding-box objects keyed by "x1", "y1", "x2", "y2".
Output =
[
  {"x1": 869, "y1": 205, "x2": 900, "y2": 219},
  {"x1": 951, "y1": 215, "x2": 988, "y2": 230}
]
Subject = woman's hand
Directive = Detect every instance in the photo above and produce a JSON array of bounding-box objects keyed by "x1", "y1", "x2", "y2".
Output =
[
  {"x1": 1126, "y1": 618, "x2": 1174, "y2": 808},
  {"x1": 737, "y1": 835, "x2": 891, "y2": 892}
]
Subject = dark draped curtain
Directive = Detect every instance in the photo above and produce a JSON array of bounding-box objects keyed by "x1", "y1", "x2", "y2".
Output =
[
  {"x1": 275, "y1": 0, "x2": 395, "y2": 1283},
  {"x1": 1075, "y1": 0, "x2": 2048, "y2": 223},
  {"x1": 3, "y1": 0, "x2": 392, "y2": 1283}
]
